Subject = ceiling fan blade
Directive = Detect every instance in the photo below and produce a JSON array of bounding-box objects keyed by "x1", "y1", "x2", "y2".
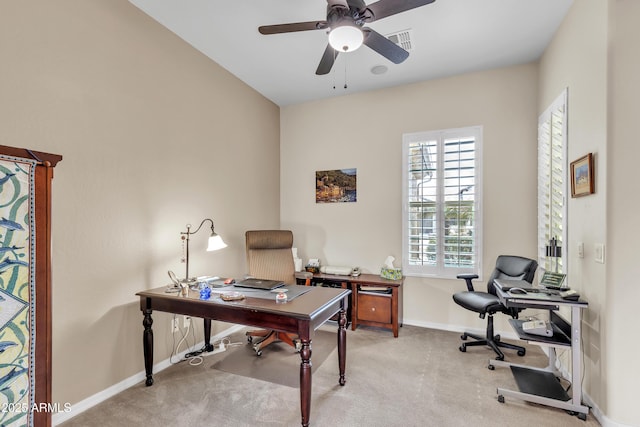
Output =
[
  {"x1": 363, "y1": 28, "x2": 409, "y2": 64},
  {"x1": 328, "y1": 0, "x2": 349, "y2": 8},
  {"x1": 346, "y1": 0, "x2": 366, "y2": 10},
  {"x1": 316, "y1": 44, "x2": 338, "y2": 75},
  {"x1": 365, "y1": 0, "x2": 436, "y2": 22},
  {"x1": 259, "y1": 21, "x2": 327, "y2": 35}
]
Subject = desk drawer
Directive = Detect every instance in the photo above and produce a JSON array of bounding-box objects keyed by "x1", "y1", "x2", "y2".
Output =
[{"x1": 357, "y1": 293, "x2": 391, "y2": 323}]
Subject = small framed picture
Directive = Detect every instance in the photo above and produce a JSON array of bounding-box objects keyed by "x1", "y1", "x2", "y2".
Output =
[
  {"x1": 570, "y1": 153, "x2": 594, "y2": 197},
  {"x1": 315, "y1": 168, "x2": 357, "y2": 203}
]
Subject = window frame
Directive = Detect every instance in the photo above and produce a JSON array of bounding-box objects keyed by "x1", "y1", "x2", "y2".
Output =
[
  {"x1": 537, "y1": 90, "x2": 568, "y2": 277},
  {"x1": 402, "y1": 126, "x2": 483, "y2": 279}
]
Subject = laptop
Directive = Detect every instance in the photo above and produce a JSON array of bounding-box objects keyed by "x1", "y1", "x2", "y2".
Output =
[{"x1": 234, "y1": 278, "x2": 285, "y2": 290}]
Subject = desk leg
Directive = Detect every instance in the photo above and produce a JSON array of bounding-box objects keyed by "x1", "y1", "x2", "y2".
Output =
[
  {"x1": 142, "y1": 309, "x2": 154, "y2": 386},
  {"x1": 299, "y1": 337, "x2": 312, "y2": 427},
  {"x1": 350, "y1": 283, "x2": 357, "y2": 331},
  {"x1": 338, "y1": 307, "x2": 347, "y2": 386},
  {"x1": 203, "y1": 318, "x2": 214, "y2": 352}
]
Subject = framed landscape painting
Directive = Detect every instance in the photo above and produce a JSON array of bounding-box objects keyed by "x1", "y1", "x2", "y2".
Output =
[
  {"x1": 570, "y1": 153, "x2": 594, "y2": 197},
  {"x1": 316, "y1": 168, "x2": 357, "y2": 203}
]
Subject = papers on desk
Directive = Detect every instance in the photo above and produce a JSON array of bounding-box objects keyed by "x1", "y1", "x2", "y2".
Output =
[{"x1": 209, "y1": 284, "x2": 312, "y2": 302}]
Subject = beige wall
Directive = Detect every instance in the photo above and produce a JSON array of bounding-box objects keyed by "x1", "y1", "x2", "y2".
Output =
[
  {"x1": 281, "y1": 63, "x2": 540, "y2": 334},
  {"x1": 606, "y1": 1, "x2": 640, "y2": 425},
  {"x1": 538, "y1": 0, "x2": 610, "y2": 418},
  {"x1": 1, "y1": 0, "x2": 280, "y2": 406},
  {"x1": 531, "y1": 0, "x2": 640, "y2": 424}
]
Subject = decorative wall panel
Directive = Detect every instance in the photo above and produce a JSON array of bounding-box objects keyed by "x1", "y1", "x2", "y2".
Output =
[{"x1": 0, "y1": 156, "x2": 36, "y2": 427}]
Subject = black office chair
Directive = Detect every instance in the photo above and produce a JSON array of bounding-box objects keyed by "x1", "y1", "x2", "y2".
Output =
[{"x1": 453, "y1": 255, "x2": 538, "y2": 360}]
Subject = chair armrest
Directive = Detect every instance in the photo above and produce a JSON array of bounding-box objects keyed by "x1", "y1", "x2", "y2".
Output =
[{"x1": 457, "y1": 274, "x2": 479, "y2": 292}]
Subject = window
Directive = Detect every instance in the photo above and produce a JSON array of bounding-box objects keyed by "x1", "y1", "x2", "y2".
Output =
[
  {"x1": 538, "y1": 90, "x2": 567, "y2": 275},
  {"x1": 402, "y1": 126, "x2": 482, "y2": 278}
]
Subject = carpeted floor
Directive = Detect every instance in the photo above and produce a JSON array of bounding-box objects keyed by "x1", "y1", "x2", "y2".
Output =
[
  {"x1": 59, "y1": 325, "x2": 600, "y2": 427},
  {"x1": 212, "y1": 329, "x2": 336, "y2": 387}
]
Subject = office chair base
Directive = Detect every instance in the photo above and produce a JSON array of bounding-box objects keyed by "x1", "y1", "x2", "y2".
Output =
[
  {"x1": 246, "y1": 330, "x2": 301, "y2": 356},
  {"x1": 459, "y1": 331, "x2": 526, "y2": 361}
]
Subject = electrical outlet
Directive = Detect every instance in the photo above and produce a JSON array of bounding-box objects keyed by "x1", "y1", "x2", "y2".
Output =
[
  {"x1": 577, "y1": 242, "x2": 584, "y2": 258},
  {"x1": 171, "y1": 318, "x2": 179, "y2": 333},
  {"x1": 183, "y1": 316, "x2": 191, "y2": 328},
  {"x1": 595, "y1": 243, "x2": 605, "y2": 264}
]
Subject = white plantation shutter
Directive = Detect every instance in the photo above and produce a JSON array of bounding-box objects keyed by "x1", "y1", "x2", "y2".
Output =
[
  {"x1": 538, "y1": 90, "x2": 567, "y2": 274},
  {"x1": 403, "y1": 126, "x2": 483, "y2": 278}
]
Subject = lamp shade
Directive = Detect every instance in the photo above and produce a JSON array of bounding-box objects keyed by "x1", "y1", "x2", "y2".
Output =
[
  {"x1": 207, "y1": 233, "x2": 227, "y2": 251},
  {"x1": 328, "y1": 25, "x2": 363, "y2": 52}
]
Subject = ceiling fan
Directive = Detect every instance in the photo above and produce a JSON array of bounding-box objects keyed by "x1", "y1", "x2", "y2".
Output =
[{"x1": 259, "y1": 0, "x2": 436, "y2": 75}]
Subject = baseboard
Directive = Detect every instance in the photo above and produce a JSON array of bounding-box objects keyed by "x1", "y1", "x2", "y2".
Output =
[
  {"x1": 402, "y1": 318, "x2": 521, "y2": 341},
  {"x1": 52, "y1": 324, "x2": 245, "y2": 425},
  {"x1": 581, "y1": 391, "x2": 632, "y2": 427}
]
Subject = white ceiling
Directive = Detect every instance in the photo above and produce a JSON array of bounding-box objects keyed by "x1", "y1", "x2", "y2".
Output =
[{"x1": 128, "y1": 0, "x2": 573, "y2": 107}]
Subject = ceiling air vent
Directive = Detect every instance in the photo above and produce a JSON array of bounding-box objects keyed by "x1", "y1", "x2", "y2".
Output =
[{"x1": 386, "y1": 29, "x2": 413, "y2": 51}]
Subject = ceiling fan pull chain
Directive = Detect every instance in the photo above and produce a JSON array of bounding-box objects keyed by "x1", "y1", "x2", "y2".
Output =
[
  {"x1": 333, "y1": 50, "x2": 338, "y2": 90},
  {"x1": 333, "y1": 49, "x2": 338, "y2": 90},
  {"x1": 344, "y1": 55, "x2": 348, "y2": 89}
]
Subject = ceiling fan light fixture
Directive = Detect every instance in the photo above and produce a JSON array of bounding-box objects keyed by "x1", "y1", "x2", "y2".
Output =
[{"x1": 328, "y1": 24, "x2": 364, "y2": 52}]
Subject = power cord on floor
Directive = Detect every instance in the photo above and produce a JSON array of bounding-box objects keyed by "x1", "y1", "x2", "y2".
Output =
[{"x1": 185, "y1": 336, "x2": 244, "y2": 366}]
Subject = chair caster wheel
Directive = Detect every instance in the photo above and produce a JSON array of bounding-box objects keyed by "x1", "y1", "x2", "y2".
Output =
[
  {"x1": 488, "y1": 364, "x2": 495, "y2": 370},
  {"x1": 460, "y1": 334, "x2": 468, "y2": 341},
  {"x1": 517, "y1": 349, "x2": 526, "y2": 357},
  {"x1": 247, "y1": 335, "x2": 253, "y2": 343},
  {"x1": 459, "y1": 345, "x2": 466, "y2": 352},
  {"x1": 494, "y1": 335, "x2": 501, "y2": 342},
  {"x1": 498, "y1": 395, "x2": 505, "y2": 403},
  {"x1": 578, "y1": 413, "x2": 587, "y2": 421},
  {"x1": 256, "y1": 349, "x2": 262, "y2": 357}
]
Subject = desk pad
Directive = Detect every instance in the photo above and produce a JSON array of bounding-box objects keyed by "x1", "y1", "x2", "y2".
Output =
[{"x1": 216, "y1": 285, "x2": 311, "y2": 301}]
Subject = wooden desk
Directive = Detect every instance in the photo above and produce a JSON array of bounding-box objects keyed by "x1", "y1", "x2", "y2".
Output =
[
  {"x1": 136, "y1": 286, "x2": 350, "y2": 427},
  {"x1": 302, "y1": 273, "x2": 403, "y2": 337}
]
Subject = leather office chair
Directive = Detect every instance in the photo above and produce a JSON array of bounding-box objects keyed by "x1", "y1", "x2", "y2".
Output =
[
  {"x1": 453, "y1": 255, "x2": 538, "y2": 360},
  {"x1": 244, "y1": 230, "x2": 309, "y2": 356}
]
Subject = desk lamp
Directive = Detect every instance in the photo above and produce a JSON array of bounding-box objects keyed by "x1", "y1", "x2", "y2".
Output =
[{"x1": 181, "y1": 218, "x2": 227, "y2": 281}]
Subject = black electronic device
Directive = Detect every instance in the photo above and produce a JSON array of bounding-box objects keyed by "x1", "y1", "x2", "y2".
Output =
[
  {"x1": 559, "y1": 289, "x2": 580, "y2": 301},
  {"x1": 522, "y1": 320, "x2": 553, "y2": 337},
  {"x1": 540, "y1": 271, "x2": 567, "y2": 290},
  {"x1": 234, "y1": 278, "x2": 285, "y2": 291}
]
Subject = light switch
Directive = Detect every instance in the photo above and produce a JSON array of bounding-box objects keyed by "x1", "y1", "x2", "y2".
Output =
[
  {"x1": 577, "y1": 242, "x2": 584, "y2": 258},
  {"x1": 595, "y1": 243, "x2": 605, "y2": 264}
]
